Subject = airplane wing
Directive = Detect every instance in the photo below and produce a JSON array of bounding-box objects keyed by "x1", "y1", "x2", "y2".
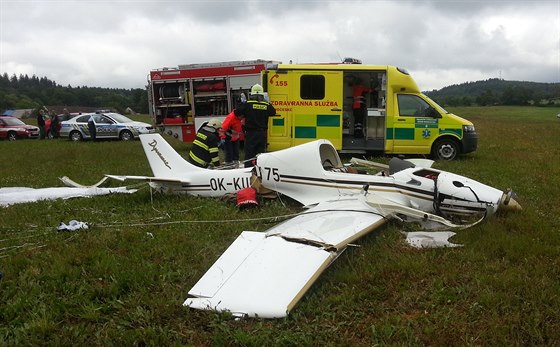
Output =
[
  {"x1": 60, "y1": 175, "x2": 110, "y2": 188},
  {"x1": 184, "y1": 198, "x2": 388, "y2": 318},
  {"x1": 103, "y1": 174, "x2": 192, "y2": 194}
]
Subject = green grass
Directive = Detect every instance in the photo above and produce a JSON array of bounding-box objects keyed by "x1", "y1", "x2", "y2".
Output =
[{"x1": 1, "y1": 106, "x2": 559, "y2": 345}]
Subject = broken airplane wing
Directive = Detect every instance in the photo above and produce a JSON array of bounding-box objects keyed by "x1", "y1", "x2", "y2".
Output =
[{"x1": 184, "y1": 198, "x2": 387, "y2": 318}]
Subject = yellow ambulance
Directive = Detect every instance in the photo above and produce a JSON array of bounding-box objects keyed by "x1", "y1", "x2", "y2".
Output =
[{"x1": 263, "y1": 61, "x2": 478, "y2": 160}]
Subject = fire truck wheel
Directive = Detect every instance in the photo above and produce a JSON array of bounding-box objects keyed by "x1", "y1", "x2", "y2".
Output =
[{"x1": 119, "y1": 130, "x2": 133, "y2": 141}]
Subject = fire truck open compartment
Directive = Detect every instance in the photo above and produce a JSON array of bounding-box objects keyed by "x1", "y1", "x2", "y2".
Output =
[
  {"x1": 193, "y1": 78, "x2": 228, "y2": 117},
  {"x1": 158, "y1": 83, "x2": 186, "y2": 102},
  {"x1": 148, "y1": 60, "x2": 278, "y2": 142}
]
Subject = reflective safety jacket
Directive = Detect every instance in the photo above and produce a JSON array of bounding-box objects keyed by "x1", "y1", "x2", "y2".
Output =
[
  {"x1": 235, "y1": 99, "x2": 276, "y2": 130},
  {"x1": 189, "y1": 126, "x2": 220, "y2": 168},
  {"x1": 220, "y1": 111, "x2": 243, "y2": 141}
]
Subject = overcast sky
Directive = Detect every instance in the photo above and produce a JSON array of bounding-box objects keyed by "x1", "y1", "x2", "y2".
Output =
[{"x1": 1, "y1": 0, "x2": 558, "y2": 91}]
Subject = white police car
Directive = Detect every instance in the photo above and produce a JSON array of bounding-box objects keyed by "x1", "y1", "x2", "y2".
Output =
[{"x1": 60, "y1": 112, "x2": 155, "y2": 141}]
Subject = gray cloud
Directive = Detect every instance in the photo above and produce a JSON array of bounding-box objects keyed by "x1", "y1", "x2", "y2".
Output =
[{"x1": 1, "y1": 0, "x2": 558, "y2": 90}]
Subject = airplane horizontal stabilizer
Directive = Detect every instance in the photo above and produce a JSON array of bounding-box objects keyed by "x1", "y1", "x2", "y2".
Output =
[
  {"x1": 105, "y1": 174, "x2": 189, "y2": 185},
  {"x1": 59, "y1": 175, "x2": 110, "y2": 188}
]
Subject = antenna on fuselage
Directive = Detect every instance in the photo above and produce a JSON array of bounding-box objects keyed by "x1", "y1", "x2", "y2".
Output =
[{"x1": 362, "y1": 184, "x2": 370, "y2": 196}]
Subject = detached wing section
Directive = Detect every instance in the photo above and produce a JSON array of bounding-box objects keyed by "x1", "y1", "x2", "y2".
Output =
[{"x1": 184, "y1": 199, "x2": 387, "y2": 318}]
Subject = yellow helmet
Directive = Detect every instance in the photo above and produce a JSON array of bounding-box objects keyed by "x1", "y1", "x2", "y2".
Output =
[
  {"x1": 250, "y1": 84, "x2": 264, "y2": 96},
  {"x1": 207, "y1": 118, "x2": 222, "y2": 129}
]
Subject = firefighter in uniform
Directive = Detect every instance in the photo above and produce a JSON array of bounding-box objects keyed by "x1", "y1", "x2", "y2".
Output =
[
  {"x1": 188, "y1": 118, "x2": 222, "y2": 168},
  {"x1": 235, "y1": 84, "x2": 276, "y2": 167}
]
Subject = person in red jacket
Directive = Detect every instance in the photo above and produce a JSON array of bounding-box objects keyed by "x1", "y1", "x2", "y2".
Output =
[
  {"x1": 352, "y1": 82, "x2": 374, "y2": 138},
  {"x1": 220, "y1": 110, "x2": 244, "y2": 167}
]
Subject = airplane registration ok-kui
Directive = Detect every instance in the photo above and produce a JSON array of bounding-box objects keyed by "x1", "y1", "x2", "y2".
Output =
[{"x1": 107, "y1": 134, "x2": 521, "y2": 318}]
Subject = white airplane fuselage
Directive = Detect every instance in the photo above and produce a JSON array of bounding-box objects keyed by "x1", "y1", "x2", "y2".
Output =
[
  {"x1": 135, "y1": 135, "x2": 519, "y2": 217},
  {"x1": 255, "y1": 140, "x2": 518, "y2": 218}
]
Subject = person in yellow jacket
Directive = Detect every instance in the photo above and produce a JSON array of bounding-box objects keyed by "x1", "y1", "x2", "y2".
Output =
[{"x1": 188, "y1": 118, "x2": 222, "y2": 168}]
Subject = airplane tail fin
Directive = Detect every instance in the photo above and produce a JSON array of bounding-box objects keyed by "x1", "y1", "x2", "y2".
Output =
[{"x1": 139, "y1": 133, "x2": 203, "y2": 178}]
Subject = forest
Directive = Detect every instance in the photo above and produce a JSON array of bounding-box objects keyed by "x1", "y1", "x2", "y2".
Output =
[
  {"x1": 0, "y1": 73, "x2": 149, "y2": 115},
  {"x1": 425, "y1": 78, "x2": 559, "y2": 107}
]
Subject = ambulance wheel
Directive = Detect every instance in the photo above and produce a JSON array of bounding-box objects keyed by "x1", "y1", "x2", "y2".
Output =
[{"x1": 432, "y1": 138, "x2": 459, "y2": 160}]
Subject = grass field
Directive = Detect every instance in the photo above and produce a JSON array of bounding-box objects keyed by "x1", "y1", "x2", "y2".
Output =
[{"x1": 1, "y1": 106, "x2": 559, "y2": 346}]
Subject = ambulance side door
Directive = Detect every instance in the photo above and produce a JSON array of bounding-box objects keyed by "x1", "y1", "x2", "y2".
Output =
[
  {"x1": 292, "y1": 70, "x2": 343, "y2": 149},
  {"x1": 266, "y1": 71, "x2": 291, "y2": 152},
  {"x1": 392, "y1": 93, "x2": 439, "y2": 153}
]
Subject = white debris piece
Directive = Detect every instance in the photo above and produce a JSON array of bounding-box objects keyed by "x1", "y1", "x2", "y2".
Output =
[
  {"x1": 403, "y1": 231, "x2": 463, "y2": 249},
  {"x1": 58, "y1": 220, "x2": 89, "y2": 231}
]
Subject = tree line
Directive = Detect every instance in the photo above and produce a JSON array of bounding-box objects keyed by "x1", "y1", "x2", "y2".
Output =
[
  {"x1": 1, "y1": 73, "x2": 558, "y2": 115},
  {"x1": 0, "y1": 73, "x2": 149, "y2": 115},
  {"x1": 425, "y1": 78, "x2": 560, "y2": 107}
]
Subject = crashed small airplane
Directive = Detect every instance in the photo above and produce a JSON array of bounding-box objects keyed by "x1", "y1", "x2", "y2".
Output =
[
  {"x1": 88, "y1": 134, "x2": 521, "y2": 318},
  {"x1": 64, "y1": 133, "x2": 521, "y2": 318},
  {"x1": 176, "y1": 137, "x2": 521, "y2": 318}
]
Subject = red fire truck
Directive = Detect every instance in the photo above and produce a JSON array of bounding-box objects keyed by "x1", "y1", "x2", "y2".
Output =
[{"x1": 147, "y1": 60, "x2": 277, "y2": 142}]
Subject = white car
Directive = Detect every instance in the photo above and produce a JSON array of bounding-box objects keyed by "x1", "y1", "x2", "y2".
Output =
[{"x1": 60, "y1": 113, "x2": 155, "y2": 141}]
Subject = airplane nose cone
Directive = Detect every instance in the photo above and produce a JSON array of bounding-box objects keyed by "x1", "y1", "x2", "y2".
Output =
[{"x1": 498, "y1": 190, "x2": 522, "y2": 212}]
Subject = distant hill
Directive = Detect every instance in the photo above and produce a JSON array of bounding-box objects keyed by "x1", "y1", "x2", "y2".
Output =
[{"x1": 424, "y1": 79, "x2": 560, "y2": 107}]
